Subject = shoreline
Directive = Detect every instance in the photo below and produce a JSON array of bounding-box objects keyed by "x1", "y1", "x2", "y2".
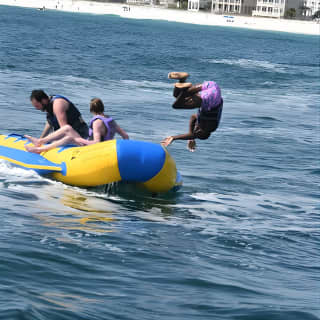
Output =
[{"x1": 1, "y1": 0, "x2": 319, "y2": 35}]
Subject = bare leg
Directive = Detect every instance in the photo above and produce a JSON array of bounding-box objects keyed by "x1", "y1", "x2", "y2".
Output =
[
  {"x1": 173, "y1": 82, "x2": 191, "y2": 98},
  {"x1": 173, "y1": 91, "x2": 202, "y2": 109},
  {"x1": 24, "y1": 135, "x2": 42, "y2": 147},
  {"x1": 173, "y1": 82, "x2": 202, "y2": 95},
  {"x1": 24, "y1": 125, "x2": 78, "y2": 146},
  {"x1": 25, "y1": 135, "x2": 78, "y2": 154},
  {"x1": 41, "y1": 125, "x2": 78, "y2": 144},
  {"x1": 175, "y1": 82, "x2": 193, "y2": 89},
  {"x1": 168, "y1": 72, "x2": 189, "y2": 82},
  {"x1": 170, "y1": 72, "x2": 190, "y2": 98},
  {"x1": 172, "y1": 83, "x2": 203, "y2": 109},
  {"x1": 186, "y1": 83, "x2": 202, "y2": 95}
]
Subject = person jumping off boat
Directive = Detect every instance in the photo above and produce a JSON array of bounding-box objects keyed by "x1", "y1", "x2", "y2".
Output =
[{"x1": 161, "y1": 72, "x2": 223, "y2": 152}]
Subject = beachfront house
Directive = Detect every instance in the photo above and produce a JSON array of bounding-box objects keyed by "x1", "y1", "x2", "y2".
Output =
[
  {"x1": 126, "y1": 0, "x2": 180, "y2": 7},
  {"x1": 188, "y1": 0, "x2": 211, "y2": 11},
  {"x1": 211, "y1": 0, "x2": 257, "y2": 15},
  {"x1": 302, "y1": 0, "x2": 320, "y2": 17},
  {"x1": 252, "y1": 0, "x2": 303, "y2": 18},
  {"x1": 126, "y1": 0, "x2": 150, "y2": 4},
  {"x1": 158, "y1": 0, "x2": 179, "y2": 7}
]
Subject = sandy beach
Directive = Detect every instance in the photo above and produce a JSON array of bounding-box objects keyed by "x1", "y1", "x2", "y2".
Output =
[{"x1": 0, "y1": 0, "x2": 319, "y2": 35}]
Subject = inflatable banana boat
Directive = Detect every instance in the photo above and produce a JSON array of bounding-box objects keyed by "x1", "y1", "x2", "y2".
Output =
[{"x1": 0, "y1": 134, "x2": 182, "y2": 193}]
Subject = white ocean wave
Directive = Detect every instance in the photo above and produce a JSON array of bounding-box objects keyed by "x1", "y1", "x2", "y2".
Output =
[
  {"x1": 204, "y1": 58, "x2": 315, "y2": 75},
  {"x1": 120, "y1": 79, "x2": 172, "y2": 89},
  {"x1": 0, "y1": 69, "x2": 171, "y2": 90},
  {"x1": 0, "y1": 159, "x2": 41, "y2": 179}
]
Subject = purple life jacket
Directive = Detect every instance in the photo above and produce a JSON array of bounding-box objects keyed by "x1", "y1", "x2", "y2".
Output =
[{"x1": 89, "y1": 115, "x2": 116, "y2": 141}]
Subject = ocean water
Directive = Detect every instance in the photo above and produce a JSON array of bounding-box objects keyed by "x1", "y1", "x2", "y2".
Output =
[{"x1": 0, "y1": 5, "x2": 319, "y2": 320}]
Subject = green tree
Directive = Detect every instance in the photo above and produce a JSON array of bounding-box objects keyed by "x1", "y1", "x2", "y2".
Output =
[
  {"x1": 285, "y1": 8, "x2": 296, "y2": 19},
  {"x1": 180, "y1": 0, "x2": 188, "y2": 10}
]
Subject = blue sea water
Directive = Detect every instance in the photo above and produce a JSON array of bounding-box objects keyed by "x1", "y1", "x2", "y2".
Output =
[{"x1": 0, "y1": 5, "x2": 319, "y2": 320}]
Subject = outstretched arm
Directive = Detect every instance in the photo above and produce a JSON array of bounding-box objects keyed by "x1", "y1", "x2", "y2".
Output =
[
  {"x1": 115, "y1": 122, "x2": 129, "y2": 140},
  {"x1": 161, "y1": 132, "x2": 196, "y2": 147},
  {"x1": 40, "y1": 121, "x2": 52, "y2": 138},
  {"x1": 161, "y1": 114, "x2": 197, "y2": 147}
]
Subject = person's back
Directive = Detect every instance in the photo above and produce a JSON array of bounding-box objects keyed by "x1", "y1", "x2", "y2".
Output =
[
  {"x1": 88, "y1": 98, "x2": 129, "y2": 143},
  {"x1": 89, "y1": 115, "x2": 117, "y2": 142}
]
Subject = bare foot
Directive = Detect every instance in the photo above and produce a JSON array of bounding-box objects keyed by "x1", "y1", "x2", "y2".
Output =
[
  {"x1": 168, "y1": 72, "x2": 189, "y2": 82},
  {"x1": 175, "y1": 82, "x2": 192, "y2": 90},
  {"x1": 24, "y1": 135, "x2": 42, "y2": 147},
  {"x1": 187, "y1": 140, "x2": 196, "y2": 152},
  {"x1": 25, "y1": 144, "x2": 43, "y2": 154},
  {"x1": 161, "y1": 136, "x2": 174, "y2": 147}
]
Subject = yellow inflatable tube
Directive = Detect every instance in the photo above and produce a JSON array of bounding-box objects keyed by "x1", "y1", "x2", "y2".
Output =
[{"x1": 0, "y1": 134, "x2": 182, "y2": 193}]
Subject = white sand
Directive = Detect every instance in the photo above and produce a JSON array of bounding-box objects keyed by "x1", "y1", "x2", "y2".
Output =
[{"x1": 1, "y1": 0, "x2": 319, "y2": 35}]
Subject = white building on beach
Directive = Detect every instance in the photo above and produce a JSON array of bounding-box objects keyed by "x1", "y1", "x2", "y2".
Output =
[
  {"x1": 188, "y1": 0, "x2": 211, "y2": 11},
  {"x1": 188, "y1": 0, "x2": 257, "y2": 14},
  {"x1": 252, "y1": 0, "x2": 303, "y2": 18},
  {"x1": 211, "y1": 0, "x2": 257, "y2": 15},
  {"x1": 303, "y1": 0, "x2": 320, "y2": 16}
]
